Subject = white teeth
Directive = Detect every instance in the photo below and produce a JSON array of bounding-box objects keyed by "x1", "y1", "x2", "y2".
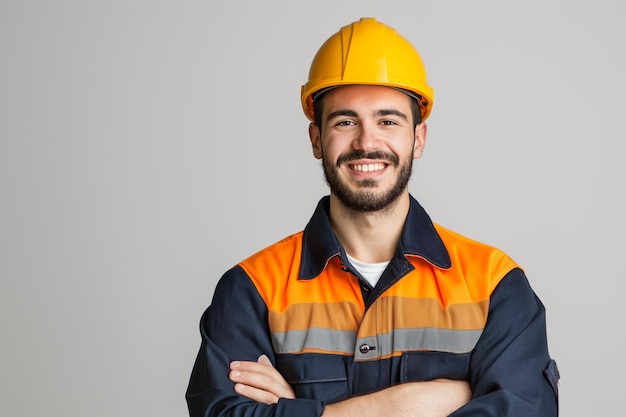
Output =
[{"x1": 351, "y1": 163, "x2": 385, "y2": 172}]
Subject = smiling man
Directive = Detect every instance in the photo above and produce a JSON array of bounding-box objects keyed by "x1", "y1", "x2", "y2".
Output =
[
  {"x1": 186, "y1": 18, "x2": 559, "y2": 417},
  {"x1": 316, "y1": 85, "x2": 422, "y2": 217}
]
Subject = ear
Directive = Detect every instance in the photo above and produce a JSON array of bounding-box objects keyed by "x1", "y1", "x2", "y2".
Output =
[
  {"x1": 309, "y1": 123, "x2": 323, "y2": 160},
  {"x1": 412, "y1": 122, "x2": 427, "y2": 159}
]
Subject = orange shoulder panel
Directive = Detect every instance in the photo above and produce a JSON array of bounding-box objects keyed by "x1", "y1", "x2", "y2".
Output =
[
  {"x1": 239, "y1": 232, "x2": 364, "y2": 314},
  {"x1": 434, "y1": 223, "x2": 520, "y2": 293}
]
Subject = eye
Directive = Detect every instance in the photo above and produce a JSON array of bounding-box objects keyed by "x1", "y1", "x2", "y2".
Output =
[
  {"x1": 335, "y1": 119, "x2": 357, "y2": 127},
  {"x1": 380, "y1": 120, "x2": 398, "y2": 126}
]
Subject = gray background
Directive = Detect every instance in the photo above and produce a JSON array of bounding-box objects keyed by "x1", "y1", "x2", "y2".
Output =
[{"x1": 2, "y1": 0, "x2": 624, "y2": 416}]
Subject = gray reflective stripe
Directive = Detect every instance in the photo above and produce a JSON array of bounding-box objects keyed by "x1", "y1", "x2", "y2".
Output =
[
  {"x1": 271, "y1": 328, "x2": 357, "y2": 354},
  {"x1": 355, "y1": 328, "x2": 483, "y2": 360},
  {"x1": 271, "y1": 327, "x2": 482, "y2": 357}
]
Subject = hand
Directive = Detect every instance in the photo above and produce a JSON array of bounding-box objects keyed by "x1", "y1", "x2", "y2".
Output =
[{"x1": 229, "y1": 354, "x2": 295, "y2": 404}]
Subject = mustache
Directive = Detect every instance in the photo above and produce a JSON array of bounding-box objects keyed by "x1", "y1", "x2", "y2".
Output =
[{"x1": 336, "y1": 150, "x2": 399, "y2": 167}]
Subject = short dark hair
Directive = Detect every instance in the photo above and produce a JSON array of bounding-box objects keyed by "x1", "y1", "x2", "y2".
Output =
[{"x1": 312, "y1": 89, "x2": 423, "y2": 133}]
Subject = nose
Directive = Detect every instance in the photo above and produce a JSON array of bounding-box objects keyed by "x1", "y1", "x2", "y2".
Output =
[{"x1": 353, "y1": 122, "x2": 381, "y2": 151}]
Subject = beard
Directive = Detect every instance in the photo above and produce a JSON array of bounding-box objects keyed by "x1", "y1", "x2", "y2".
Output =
[{"x1": 322, "y1": 149, "x2": 413, "y2": 212}]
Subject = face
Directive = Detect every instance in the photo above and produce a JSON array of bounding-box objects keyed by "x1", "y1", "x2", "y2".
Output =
[{"x1": 309, "y1": 85, "x2": 427, "y2": 212}]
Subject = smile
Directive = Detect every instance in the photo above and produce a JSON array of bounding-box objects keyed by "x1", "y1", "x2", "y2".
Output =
[{"x1": 349, "y1": 163, "x2": 387, "y2": 172}]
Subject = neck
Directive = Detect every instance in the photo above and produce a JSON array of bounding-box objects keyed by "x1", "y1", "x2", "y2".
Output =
[{"x1": 329, "y1": 191, "x2": 410, "y2": 263}]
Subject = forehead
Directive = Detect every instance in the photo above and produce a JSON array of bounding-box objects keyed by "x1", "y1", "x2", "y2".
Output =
[{"x1": 322, "y1": 85, "x2": 413, "y2": 114}]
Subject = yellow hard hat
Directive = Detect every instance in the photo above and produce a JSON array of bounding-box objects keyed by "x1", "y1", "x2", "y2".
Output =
[{"x1": 301, "y1": 18, "x2": 434, "y2": 122}]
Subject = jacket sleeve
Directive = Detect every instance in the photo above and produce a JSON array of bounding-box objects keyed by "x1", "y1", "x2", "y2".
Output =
[
  {"x1": 185, "y1": 265, "x2": 326, "y2": 417},
  {"x1": 451, "y1": 268, "x2": 560, "y2": 417}
]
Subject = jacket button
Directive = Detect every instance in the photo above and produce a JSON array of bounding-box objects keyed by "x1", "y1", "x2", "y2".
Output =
[{"x1": 359, "y1": 344, "x2": 374, "y2": 354}]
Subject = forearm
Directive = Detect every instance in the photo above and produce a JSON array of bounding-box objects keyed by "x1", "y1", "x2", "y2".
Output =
[{"x1": 322, "y1": 379, "x2": 470, "y2": 417}]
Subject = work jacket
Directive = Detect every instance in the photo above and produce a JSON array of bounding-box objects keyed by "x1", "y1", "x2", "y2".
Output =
[{"x1": 186, "y1": 195, "x2": 559, "y2": 417}]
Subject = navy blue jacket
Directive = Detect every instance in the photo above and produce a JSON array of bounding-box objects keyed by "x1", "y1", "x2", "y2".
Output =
[{"x1": 186, "y1": 196, "x2": 559, "y2": 416}]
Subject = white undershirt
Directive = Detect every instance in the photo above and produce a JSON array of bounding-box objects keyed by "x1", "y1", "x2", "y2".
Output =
[{"x1": 346, "y1": 254, "x2": 390, "y2": 288}]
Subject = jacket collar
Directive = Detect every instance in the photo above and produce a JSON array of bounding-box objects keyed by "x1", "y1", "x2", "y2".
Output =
[{"x1": 298, "y1": 195, "x2": 451, "y2": 280}]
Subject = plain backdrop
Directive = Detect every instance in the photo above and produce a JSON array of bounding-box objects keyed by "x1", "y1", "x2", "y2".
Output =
[{"x1": 1, "y1": 1, "x2": 624, "y2": 416}]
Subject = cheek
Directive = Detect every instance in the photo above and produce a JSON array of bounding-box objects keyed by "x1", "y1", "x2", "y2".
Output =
[
  {"x1": 320, "y1": 138, "x2": 346, "y2": 160},
  {"x1": 388, "y1": 141, "x2": 417, "y2": 161}
]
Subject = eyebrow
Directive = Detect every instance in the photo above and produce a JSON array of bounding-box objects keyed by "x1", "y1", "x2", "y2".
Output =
[
  {"x1": 326, "y1": 109, "x2": 358, "y2": 120},
  {"x1": 375, "y1": 109, "x2": 409, "y2": 121},
  {"x1": 326, "y1": 108, "x2": 408, "y2": 121}
]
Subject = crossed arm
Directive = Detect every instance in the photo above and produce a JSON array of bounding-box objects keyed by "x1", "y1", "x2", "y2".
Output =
[{"x1": 229, "y1": 355, "x2": 471, "y2": 417}]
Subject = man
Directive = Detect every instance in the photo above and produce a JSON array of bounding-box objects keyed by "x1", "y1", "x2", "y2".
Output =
[{"x1": 186, "y1": 18, "x2": 560, "y2": 417}]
